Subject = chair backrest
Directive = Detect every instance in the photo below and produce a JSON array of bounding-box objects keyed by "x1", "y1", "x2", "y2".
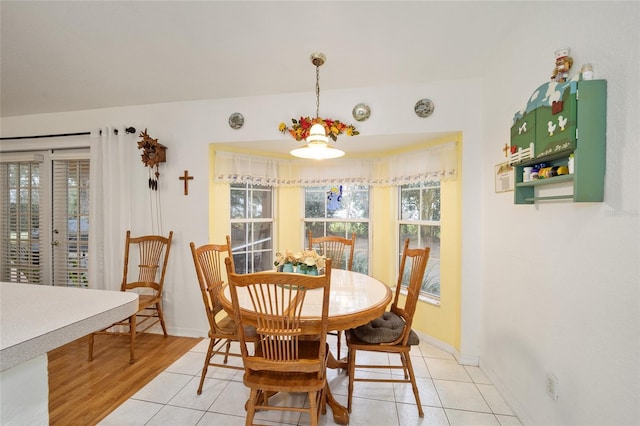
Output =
[
  {"x1": 226, "y1": 258, "x2": 332, "y2": 377},
  {"x1": 391, "y1": 239, "x2": 430, "y2": 345},
  {"x1": 121, "y1": 230, "x2": 173, "y2": 295},
  {"x1": 190, "y1": 238, "x2": 233, "y2": 332},
  {"x1": 307, "y1": 231, "x2": 355, "y2": 271}
]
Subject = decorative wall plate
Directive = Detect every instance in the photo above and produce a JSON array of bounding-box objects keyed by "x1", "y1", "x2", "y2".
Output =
[
  {"x1": 352, "y1": 103, "x2": 371, "y2": 122},
  {"x1": 228, "y1": 112, "x2": 244, "y2": 129},
  {"x1": 414, "y1": 98, "x2": 435, "y2": 118}
]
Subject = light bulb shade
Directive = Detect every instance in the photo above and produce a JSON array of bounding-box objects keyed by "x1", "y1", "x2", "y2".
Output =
[
  {"x1": 290, "y1": 141, "x2": 345, "y2": 160},
  {"x1": 306, "y1": 123, "x2": 329, "y2": 144}
]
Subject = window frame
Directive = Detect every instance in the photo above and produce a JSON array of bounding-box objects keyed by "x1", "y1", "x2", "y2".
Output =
[
  {"x1": 396, "y1": 181, "x2": 442, "y2": 303},
  {"x1": 229, "y1": 183, "x2": 274, "y2": 273}
]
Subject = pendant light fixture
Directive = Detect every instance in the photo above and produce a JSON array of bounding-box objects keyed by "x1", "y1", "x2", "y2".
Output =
[{"x1": 289, "y1": 53, "x2": 346, "y2": 160}]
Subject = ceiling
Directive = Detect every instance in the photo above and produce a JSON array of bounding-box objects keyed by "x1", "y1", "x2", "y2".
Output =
[{"x1": 0, "y1": 1, "x2": 514, "y2": 152}]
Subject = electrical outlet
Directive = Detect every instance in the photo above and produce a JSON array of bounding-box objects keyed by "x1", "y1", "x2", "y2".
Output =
[{"x1": 546, "y1": 372, "x2": 559, "y2": 400}]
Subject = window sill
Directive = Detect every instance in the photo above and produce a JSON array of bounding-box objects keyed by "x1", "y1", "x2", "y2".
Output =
[{"x1": 394, "y1": 287, "x2": 441, "y2": 306}]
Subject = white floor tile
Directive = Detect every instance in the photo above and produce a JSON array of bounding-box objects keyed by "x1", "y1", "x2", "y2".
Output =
[
  {"x1": 434, "y1": 380, "x2": 492, "y2": 413},
  {"x1": 394, "y1": 376, "x2": 442, "y2": 407},
  {"x1": 419, "y1": 342, "x2": 455, "y2": 360},
  {"x1": 397, "y1": 403, "x2": 450, "y2": 426},
  {"x1": 98, "y1": 399, "x2": 163, "y2": 425},
  {"x1": 445, "y1": 408, "x2": 501, "y2": 426},
  {"x1": 165, "y1": 350, "x2": 206, "y2": 375},
  {"x1": 207, "y1": 380, "x2": 250, "y2": 416},
  {"x1": 131, "y1": 371, "x2": 192, "y2": 404},
  {"x1": 496, "y1": 414, "x2": 523, "y2": 425},
  {"x1": 146, "y1": 405, "x2": 205, "y2": 426},
  {"x1": 465, "y1": 365, "x2": 492, "y2": 384},
  {"x1": 477, "y1": 383, "x2": 514, "y2": 415},
  {"x1": 427, "y1": 358, "x2": 473, "y2": 382},
  {"x1": 168, "y1": 376, "x2": 227, "y2": 411},
  {"x1": 197, "y1": 411, "x2": 281, "y2": 425},
  {"x1": 348, "y1": 398, "x2": 399, "y2": 426}
]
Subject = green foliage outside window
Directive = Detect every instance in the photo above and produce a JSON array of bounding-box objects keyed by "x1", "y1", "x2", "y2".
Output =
[{"x1": 399, "y1": 182, "x2": 441, "y2": 297}]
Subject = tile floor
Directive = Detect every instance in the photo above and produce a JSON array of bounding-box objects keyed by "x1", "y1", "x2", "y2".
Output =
[{"x1": 100, "y1": 338, "x2": 522, "y2": 425}]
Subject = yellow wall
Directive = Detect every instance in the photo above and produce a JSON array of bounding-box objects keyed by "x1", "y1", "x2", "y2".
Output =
[{"x1": 209, "y1": 134, "x2": 463, "y2": 351}]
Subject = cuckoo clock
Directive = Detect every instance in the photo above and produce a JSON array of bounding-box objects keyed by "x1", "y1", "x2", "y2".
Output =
[{"x1": 137, "y1": 129, "x2": 167, "y2": 190}]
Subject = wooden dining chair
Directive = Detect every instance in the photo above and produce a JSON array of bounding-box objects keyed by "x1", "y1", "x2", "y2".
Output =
[
  {"x1": 345, "y1": 239, "x2": 430, "y2": 417},
  {"x1": 189, "y1": 237, "x2": 256, "y2": 395},
  {"x1": 307, "y1": 230, "x2": 355, "y2": 271},
  {"x1": 89, "y1": 230, "x2": 173, "y2": 364},
  {"x1": 226, "y1": 257, "x2": 333, "y2": 426},
  {"x1": 307, "y1": 230, "x2": 355, "y2": 357}
]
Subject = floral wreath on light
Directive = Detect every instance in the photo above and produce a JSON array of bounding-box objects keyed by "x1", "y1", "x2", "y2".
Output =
[{"x1": 279, "y1": 116, "x2": 359, "y2": 142}]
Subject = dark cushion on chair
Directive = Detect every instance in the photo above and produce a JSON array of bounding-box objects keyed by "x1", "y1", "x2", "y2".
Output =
[{"x1": 353, "y1": 311, "x2": 420, "y2": 345}]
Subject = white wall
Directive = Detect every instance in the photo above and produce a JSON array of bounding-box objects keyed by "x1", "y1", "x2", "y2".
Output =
[{"x1": 479, "y1": 2, "x2": 639, "y2": 425}]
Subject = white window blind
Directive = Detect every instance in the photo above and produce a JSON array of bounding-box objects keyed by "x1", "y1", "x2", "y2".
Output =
[
  {"x1": 52, "y1": 158, "x2": 90, "y2": 287},
  {"x1": 0, "y1": 160, "x2": 43, "y2": 283}
]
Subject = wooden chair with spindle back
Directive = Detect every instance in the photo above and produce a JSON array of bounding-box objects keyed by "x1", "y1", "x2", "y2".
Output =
[
  {"x1": 89, "y1": 230, "x2": 173, "y2": 364},
  {"x1": 345, "y1": 239, "x2": 430, "y2": 418},
  {"x1": 308, "y1": 230, "x2": 356, "y2": 357},
  {"x1": 189, "y1": 236, "x2": 256, "y2": 395},
  {"x1": 226, "y1": 257, "x2": 333, "y2": 426}
]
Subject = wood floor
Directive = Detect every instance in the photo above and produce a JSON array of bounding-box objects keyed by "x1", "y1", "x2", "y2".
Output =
[{"x1": 48, "y1": 333, "x2": 201, "y2": 426}]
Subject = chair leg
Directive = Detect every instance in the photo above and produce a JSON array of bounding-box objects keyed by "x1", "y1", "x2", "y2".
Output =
[
  {"x1": 403, "y1": 353, "x2": 424, "y2": 418},
  {"x1": 245, "y1": 389, "x2": 258, "y2": 426},
  {"x1": 156, "y1": 302, "x2": 168, "y2": 337},
  {"x1": 197, "y1": 338, "x2": 217, "y2": 395},
  {"x1": 336, "y1": 331, "x2": 342, "y2": 359},
  {"x1": 347, "y1": 347, "x2": 356, "y2": 413},
  {"x1": 400, "y1": 352, "x2": 410, "y2": 379},
  {"x1": 308, "y1": 390, "x2": 318, "y2": 426},
  {"x1": 88, "y1": 333, "x2": 94, "y2": 361},
  {"x1": 223, "y1": 339, "x2": 232, "y2": 364},
  {"x1": 129, "y1": 315, "x2": 136, "y2": 364}
]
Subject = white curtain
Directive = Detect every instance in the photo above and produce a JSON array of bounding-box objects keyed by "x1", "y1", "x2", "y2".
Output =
[
  {"x1": 213, "y1": 141, "x2": 457, "y2": 187},
  {"x1": 88, "y1": 126, "x2": 136, "y2": 290}
]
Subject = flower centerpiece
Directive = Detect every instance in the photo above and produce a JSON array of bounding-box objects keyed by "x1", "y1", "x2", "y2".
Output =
[
  {"x1": 298, "y1": 249, "x2": 326, "y2": 275},
  {"x1": 274, "y1": 250, "x2": 301, "y2": 272},
  {"x1": 274, "y1": 249, "x2": 326, "y2": 275},
  {"x1": 279, "y1": 117, "x2": 359, "y2": 142}
]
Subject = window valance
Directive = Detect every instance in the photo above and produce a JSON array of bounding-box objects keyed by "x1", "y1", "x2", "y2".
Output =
[{"x1": 213, "y1": 141, "x2": 457, "y2": 187}]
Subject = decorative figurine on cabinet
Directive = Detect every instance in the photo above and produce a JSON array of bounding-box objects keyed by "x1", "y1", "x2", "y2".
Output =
[{"x1": 551, "y1": 47, "x2": 573, "y2": 83}]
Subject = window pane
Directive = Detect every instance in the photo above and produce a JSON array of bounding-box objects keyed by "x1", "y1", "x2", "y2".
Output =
[
  {"x1": 420, "y1": 224, "x2": 441, "y2": 259},
  {"x1": 304, "y1": 186, "x2": 369, "y2": 274},
  {"x1": 230, "y1": 185, "x2": 247, "y2": 219},
  {"x1": 305, "y1": 190, "x2": 325, "y2": 218},
  {"x1": 251, "y1": 186, "x2": 272, "y2": 219},
  {"x1": 398, "y1": 182, "x2": 441, "y2": 298},
  {"x1": 421, "y1": 186, "x2": 441, "y2": 221},
  {"x1": 400, "y1": 188, "x2": 420, "y2": 220}
]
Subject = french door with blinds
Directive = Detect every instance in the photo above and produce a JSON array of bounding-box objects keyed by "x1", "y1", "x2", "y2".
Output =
[{"x1": 0, "y1": 149, "x2": 90, "y2": 286}]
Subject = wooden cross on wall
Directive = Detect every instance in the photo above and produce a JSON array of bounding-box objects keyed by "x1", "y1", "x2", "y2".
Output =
[{"x1": 179, "y1": 170, "x2": 194, "y2": 195}]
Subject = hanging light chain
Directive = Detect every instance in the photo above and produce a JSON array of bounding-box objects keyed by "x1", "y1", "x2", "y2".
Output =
[
  {"x1": 315, "y1": 63, "x2": 321, "y2": 119},
  {"x1": 310, "y1": 52, "x2": 325, "y2": 120}
]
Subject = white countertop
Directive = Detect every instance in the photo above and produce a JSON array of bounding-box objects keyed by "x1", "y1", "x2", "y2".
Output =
[{"x1": 0, "y1": 282, "x2": 138, "y2": 372}]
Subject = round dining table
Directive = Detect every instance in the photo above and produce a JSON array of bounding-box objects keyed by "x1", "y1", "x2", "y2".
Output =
[{"x1": 220, "y1": 268, "x2": 392, "y2": 425}]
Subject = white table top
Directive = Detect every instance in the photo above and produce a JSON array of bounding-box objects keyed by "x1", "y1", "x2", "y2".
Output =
[
  {"x1": 0, "y1": 282, "x2": 138, "y2": 372},
  {"x1": 222, "y1": 269, "x2": 392, "y2": 331}
]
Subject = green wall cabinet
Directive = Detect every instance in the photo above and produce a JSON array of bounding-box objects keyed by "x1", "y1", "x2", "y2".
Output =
[{"x1": 509, "y1": 79, "x2": 606, "y2": 204}]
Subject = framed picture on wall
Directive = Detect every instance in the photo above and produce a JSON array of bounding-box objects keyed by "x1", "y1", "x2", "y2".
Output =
[{"x1": 495, "y1": 162, "x2": 514, "y2": 193}]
